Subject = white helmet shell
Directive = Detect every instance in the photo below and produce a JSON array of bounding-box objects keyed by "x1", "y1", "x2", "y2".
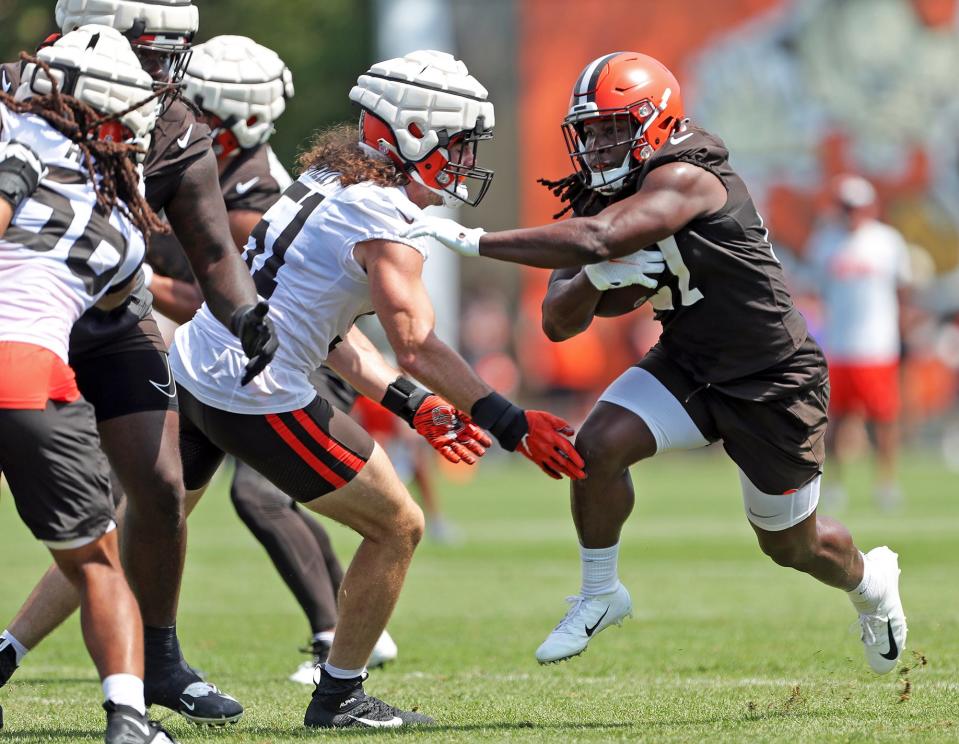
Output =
[
  {"x1": 56, "y1": 0, "x2": 198, "y2": 38},
  {"x1": 183, "y1": 36, "x2": 293, "y2": 149},
  {"x1": 17, "y1": 24, "x2": 159, "y2": 154},
  {"x1": 349, "y1": 49, "x2": 494, "y2": 164}
]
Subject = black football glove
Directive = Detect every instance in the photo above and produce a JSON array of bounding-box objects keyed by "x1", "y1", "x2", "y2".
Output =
[{"x1": 230, "y1": 301, "x2": 279, "y2": 385}]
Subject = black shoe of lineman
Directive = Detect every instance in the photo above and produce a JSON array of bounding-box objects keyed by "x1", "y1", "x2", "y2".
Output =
[
  {"x1": 0, "y1": 642, "x2": 18, "y2": 688},
  {"x1": 104, "y1": 701, "x2": 178, "y2": 743},
  {"x1": 144, "y1": 662, "x2": 243, "y2": 726},
  {"x1": 304, "y1": 668, "x2": 434, "y2": 729}
]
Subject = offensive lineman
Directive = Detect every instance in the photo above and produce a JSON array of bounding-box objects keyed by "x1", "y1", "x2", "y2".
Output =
[
  {"x1": 0, "y1": 0, "x2": 278, "y2": 725},
  {"x1": 408, "y1": 52, "x2": 907, "y2": 674},
  {"x1": 169, "y1": 50, "x2": 584, "y2": 728},
  {"x1": 0, "y1": 27, "x2": 178, "y2": 743}
]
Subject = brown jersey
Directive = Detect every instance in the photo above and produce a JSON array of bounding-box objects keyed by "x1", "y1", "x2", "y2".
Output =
[
  {"x1": 146, "y1": 143, "x2": 286, "y2": 280},
  {"x1": 219, "y1": 144, "x2": 287, "y2": 214},
  {"x1": 576, "y1": 123, "x2": 820, "y2": 400}
]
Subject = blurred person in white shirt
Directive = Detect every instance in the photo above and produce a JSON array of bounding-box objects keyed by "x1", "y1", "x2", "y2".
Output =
[{"x1": 808, "y1": 175, "x2": 912, "y2": 510}]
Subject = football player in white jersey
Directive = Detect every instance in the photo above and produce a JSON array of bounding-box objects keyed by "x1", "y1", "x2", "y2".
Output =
[
  {"x1": 169, "y1": 50, "x2": 585, "y2": 728},
  {"x1": 0, "y1": 27, "x2": 178, "y2": 744},
  {"x1": 147, "y1": 35, "x2": 400, "y2": 679}
]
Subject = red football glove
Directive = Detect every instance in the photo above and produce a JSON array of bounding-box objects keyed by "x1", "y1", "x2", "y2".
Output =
[
  {"x1": 516, "y1": 410, "x2": 586, "y2": 480},
  {"x1": 412, "y1": 395, "x2": 490, "y2": 465}
]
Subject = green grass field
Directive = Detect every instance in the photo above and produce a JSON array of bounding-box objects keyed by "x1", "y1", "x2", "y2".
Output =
[{"x1": 1, "y1": 449, "x2": 957, "y2": 743}]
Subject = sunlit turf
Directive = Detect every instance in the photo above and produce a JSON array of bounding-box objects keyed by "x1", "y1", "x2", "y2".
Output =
[{"x1": 1, "y1": 448, "x2": 957, "y2": 742}]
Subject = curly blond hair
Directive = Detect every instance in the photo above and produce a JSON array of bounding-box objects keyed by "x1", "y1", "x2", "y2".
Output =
[{"x1": 296, "y1": 122, "x2": 408, "y2": 188}]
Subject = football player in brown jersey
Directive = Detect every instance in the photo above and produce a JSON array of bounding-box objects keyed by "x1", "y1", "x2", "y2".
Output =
[
  {"x1": 0, "y1": 0, "x2": 281, "y2": 726},
  {"x1": 408, "y1": 51, "x2": 907, "y2": 675}
]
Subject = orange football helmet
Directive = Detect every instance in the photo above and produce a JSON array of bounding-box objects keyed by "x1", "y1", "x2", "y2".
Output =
[{"x1": 562, "y1": 52, "x2": 685, "y2": 194}]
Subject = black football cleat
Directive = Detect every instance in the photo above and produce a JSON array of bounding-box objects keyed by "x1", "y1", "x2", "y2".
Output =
[
  {"x1": 145, "y1": 665, "x2": 243, "y2": 726},
  {"x1": 104, "y1": 701, "x2": 178, "y2": 743},
  {"x1": 304, "y1": 668, "x2": 433, "y2": 729},
  {"x1": 0, "y1": 642, "x2": 17, "y2": 688}
]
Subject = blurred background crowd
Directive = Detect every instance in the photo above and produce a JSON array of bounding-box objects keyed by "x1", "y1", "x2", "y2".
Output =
[{"x1": 4, "y1": 0, "x2": 958, "y2": 515}]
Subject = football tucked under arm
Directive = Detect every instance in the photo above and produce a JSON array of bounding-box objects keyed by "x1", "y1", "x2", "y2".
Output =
[{"x1": 594, "y1": 282, "x2": 659, "y2": 317}]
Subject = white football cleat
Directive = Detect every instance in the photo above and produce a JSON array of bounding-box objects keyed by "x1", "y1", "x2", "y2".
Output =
[
  {"x1": 369, "y1": 630, "x2": 398, "y2": 669},
  {"x1": 857, "y1": 546, "x2": 907, "y2": 674},
  {"x1": 535, "y1": 583, "x2": 632, "y2": 664},
  {"x1": 289, "y1": 659, "x2": 317, "y2": 686}
]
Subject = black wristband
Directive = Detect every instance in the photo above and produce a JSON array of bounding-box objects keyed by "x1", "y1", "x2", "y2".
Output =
[
  {"x1": 381, "y1": 376, "x2": 429, "y2": 428},
  {"x1": 470, "y1": 391, "x2": 527, "y2": 451}
]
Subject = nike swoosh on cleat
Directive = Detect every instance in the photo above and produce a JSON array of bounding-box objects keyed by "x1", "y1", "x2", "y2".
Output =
[
  {"x1": 879, "y1": 619, "x2": 899, "y2": 661},
  {"x1": 177, "y1": 124, "x2": 194, "y2": 149},
  {"x1": 347, "y1": 714, "x2": 403, "y2": 728},
  {"x1": 585, "y1": 606, "x2": 610, "y2": 637},
  {"x1": 121, "y1": 715, "x2": 153, "y2": 736},
  {"x1": 179, "y1": 698, "x2": 196, "y2": 711}
]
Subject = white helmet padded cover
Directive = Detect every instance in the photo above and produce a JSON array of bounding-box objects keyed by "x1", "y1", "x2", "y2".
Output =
[
  {"x1": 56, "y1": 0, "x2": 198, "y2": 37},
  {"x1": 18, "y1": 24, "x2": 158, "y2": 147},
  {"x1": 349, "y1": 49, "x2": 494, "y2": 164},
  {"x1": 183, "y1": 36, "x2": 294, "y2": 149}
]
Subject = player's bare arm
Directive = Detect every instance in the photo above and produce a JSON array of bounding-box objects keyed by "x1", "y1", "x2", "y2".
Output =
[
  {"x1": 164, "y1": 150, "x2": 259, "y2": 326},
  {"x1": 0, "y1": 199, "x2": 11, "y2": 233},
  {"x1": 541, "y1": 267, "x2": 603, "y2": 341},
  {"x1": 478, "y1": 163, "x2": 726, "y2": 268},
  {"x1": 360, "y1": 238, "x2": 584, "y2": 478},
  {"x1": 408, "y1": 162, "x2": 725, "y2": 268},
  {"x1": 95, "y1": 274, "x2": 139, "y2": 312},
  {"x1": 145, "y1": 271, "x2": 203, "y2": 323},
  {"x1": 228, "y1": 209, "x2": 262, "y2": 251},
  {"x1": 143, "y1": 202, "x2": 262, "y2": 324},
  {"x1": 359, "y1": 239, "x2": 492, "y2": 411},
  {"x1": 166, "y1": 150, "x2": 277, "y2": 382},
  {"x1": 324, "y1": 325, "x2": 407, "y2": 402}
]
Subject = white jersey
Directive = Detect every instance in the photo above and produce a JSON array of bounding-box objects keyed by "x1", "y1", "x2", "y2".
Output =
[
  {"x1": 170, "y1": 170, "x2": 430, "y2": 414},
  {"x1": 0, "y1": 105, "x2": 146, "y2": 361},
  {"x1": 808, "y1": 218, "x2": 911, "y2": 363}
]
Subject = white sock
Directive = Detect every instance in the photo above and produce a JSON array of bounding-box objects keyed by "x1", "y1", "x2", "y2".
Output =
[
  {"x1": 102, "y1": 673, "x2": 145, "y2": 715},
  {"x1": 313, "y1": 631, "x2": 335, "y2": 645},
  {"x1": 322, "y1": 661, "x2": 366, "y2": 680},
  {"x1": 848, "y1": 551, "x2": 885, "y2": 613},
  {"x1": 580, "y1": 543, "x2": 620, "y2": 597},
  {"x1": 0, "y1": 630, "x2": 28, "y2": 664}
]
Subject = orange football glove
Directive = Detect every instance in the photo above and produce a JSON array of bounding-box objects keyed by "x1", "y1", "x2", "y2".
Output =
[
  {"x1": 470, "y1": 392, "x2": 586, "y2": 480},
  {"x1": 412, "y1": 395, "x2": 490, "y2": 464},
  {"x1": 516, "y1": 410, "x2": 586, "y2": 480}
]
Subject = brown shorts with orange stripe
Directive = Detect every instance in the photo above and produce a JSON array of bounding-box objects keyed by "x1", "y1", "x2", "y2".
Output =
[{"x1": 176, "y1": 384, "x2": 374, "y2": 500}]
